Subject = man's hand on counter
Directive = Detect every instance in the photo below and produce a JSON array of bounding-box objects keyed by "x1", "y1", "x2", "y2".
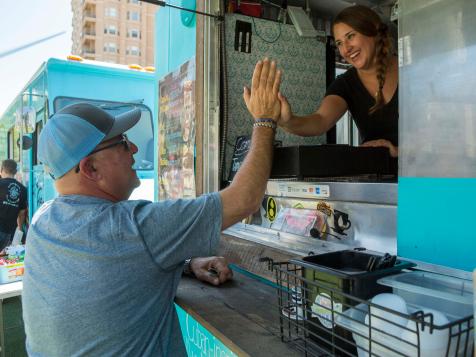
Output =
[{"x1": 190, "y1": 256, "x2": 233, "y2": 286}]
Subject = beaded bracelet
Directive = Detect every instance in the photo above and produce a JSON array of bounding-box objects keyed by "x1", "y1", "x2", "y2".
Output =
[
  {"x1": 255, "y1": 118, "x2": 275, "y2": 124},
  {"x1": 253, "y1": 121, "x2": 277, "y2": 130}
]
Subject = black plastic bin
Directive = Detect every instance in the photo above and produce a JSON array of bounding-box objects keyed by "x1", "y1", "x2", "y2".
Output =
[{"x1": 290, "y1": 250, "x2": 415, "y2": 356}]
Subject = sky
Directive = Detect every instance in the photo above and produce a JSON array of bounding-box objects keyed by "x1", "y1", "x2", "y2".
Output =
[{"x1": 0, "y1": 1, "x2": 72, "y2": 116}]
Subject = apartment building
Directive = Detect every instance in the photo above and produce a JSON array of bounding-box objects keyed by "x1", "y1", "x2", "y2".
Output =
[{"x1": 71, "y1": 0, "x2": 156, "y2": 67}]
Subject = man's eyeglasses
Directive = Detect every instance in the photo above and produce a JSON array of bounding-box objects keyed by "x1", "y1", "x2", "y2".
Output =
[
  {"x1": 89, "y1": 134, "x2": 131, "y2": 156},
  {"x1": 75, "y1": 134, "x2": 132, "y2": 173}
]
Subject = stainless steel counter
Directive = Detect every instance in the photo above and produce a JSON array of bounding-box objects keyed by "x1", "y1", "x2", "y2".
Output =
[
  {"x1": 0, "y1": 282, "x2": 22, "y2": 300},
  {"x1": 225, "y1": 180, "x2": 398, "y2": 259}
]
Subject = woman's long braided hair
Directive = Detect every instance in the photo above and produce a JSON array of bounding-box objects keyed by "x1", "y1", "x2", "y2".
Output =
[{"x1": 333, "y1": 5, "x2": 393, "y2": 114}]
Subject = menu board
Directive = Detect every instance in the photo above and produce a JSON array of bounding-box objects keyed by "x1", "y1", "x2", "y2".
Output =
[
  {"x1": 158, "y1": 59, "x2": 196, "y2": 199},
  {"x1": 228, "y1": 136, "x2": 251, "y2": 182},
  {"x1": 228, "y1": 136, "x2": 282, "y2": 182}
]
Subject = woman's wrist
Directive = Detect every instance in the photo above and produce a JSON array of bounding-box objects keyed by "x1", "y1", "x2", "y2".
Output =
[{"x1": 277, "y1": 114, "x2": 294, "y2": 130}]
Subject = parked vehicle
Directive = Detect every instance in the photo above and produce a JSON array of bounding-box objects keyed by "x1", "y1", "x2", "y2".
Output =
[{"x1": 0, "y1": 57, "x2": 157, "y2": 220}]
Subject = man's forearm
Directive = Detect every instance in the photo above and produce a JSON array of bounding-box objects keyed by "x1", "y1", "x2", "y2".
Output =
[
  {"x1": 234, "y1": 126, "x2": 275, "y2": 195},
  {"x1": 220, "y1": 58, "x2": 281, "y2": 229},
  {"x1": 220, "y1": 127, "x2": 275, "y2": 229}
]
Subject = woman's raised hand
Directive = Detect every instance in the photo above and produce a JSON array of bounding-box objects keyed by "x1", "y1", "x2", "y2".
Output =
[{"x1": 277, "y1": 92, "x2": 292, "y2": 126}]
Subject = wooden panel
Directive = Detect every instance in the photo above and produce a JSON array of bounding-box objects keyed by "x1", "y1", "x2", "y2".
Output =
[{"x1": 176, "y1": 267, "x2": 302, "y2": 356}]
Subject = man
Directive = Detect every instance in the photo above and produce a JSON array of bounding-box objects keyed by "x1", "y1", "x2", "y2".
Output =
[
  {"x1": 23, "y1": 58, "x2": 282, "y2": 356},
  {"x1": 0, "y1": 159, "x2": 27, "y2": 250}
]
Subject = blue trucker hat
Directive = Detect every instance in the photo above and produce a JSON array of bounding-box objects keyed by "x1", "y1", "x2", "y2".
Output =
[{"x1": 38, "y1": 102, "x2": 141, "y2": 179}]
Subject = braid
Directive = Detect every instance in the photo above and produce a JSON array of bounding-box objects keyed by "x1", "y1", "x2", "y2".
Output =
[
  {"x1": 332, "y1": 5, "x2": 393, "y2": 115},
  {"x1": 369, "y1": 23, "x2": 391, "y2": 115}
]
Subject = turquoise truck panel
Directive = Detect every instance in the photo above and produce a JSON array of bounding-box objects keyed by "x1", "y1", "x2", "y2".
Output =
[{"x1": 398, "y1": 177, "x2": 476, "y2": 271}]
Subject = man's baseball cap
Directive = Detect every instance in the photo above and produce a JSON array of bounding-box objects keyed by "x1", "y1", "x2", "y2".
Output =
[{"x1": 38, "y1": 102, "x2": 140, "y2": 179}]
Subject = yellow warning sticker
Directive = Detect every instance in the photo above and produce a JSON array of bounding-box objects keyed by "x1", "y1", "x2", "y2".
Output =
[{"x1": 267, "y1": 197, "x2": 277, "y2": 222}]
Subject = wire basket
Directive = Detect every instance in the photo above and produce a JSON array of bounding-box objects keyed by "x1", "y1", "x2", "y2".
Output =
[{"x1": 273, "y1": 261, "x2": 474, "y2": 357}]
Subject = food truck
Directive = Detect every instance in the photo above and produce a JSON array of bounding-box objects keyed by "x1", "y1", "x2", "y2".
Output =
[
  {"x1": 0, "y1": 0, "x2": 474, "y2": 355},
  {"x1": 156, "y1": 0, "x2": 475, "y2": 355},
  {"x1": 0, "y1": 57, "x2": 157, "y2": 221}
]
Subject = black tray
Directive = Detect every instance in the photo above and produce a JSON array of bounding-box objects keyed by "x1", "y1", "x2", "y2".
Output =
[
  {"x1": 290, "y1": 250, "x2": 415, "y2": 279},
  {"x1": 271, "y1": 145, "x2": 396, "y2": 179}
]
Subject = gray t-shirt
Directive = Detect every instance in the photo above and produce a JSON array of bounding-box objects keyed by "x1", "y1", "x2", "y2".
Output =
[{"x1": 22, "y1": 193, "x2": 222, "y2": 357}]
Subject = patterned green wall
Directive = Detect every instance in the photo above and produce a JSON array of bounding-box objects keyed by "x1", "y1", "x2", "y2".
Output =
[{"x1": 224, "y1": 14, "x2": 327, "y2": 180}]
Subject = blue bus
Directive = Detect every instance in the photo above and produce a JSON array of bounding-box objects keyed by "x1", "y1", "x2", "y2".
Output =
[{"x1": 0, "y1": 56, "x2": 157, "y2": 221}]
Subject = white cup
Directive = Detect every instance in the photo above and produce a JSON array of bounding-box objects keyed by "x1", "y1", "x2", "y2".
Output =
[
  {"x1": 369, "y1": 293, "x2": 408, "y2": 338},
  {"x1": 401, "y1": 308, "x2": 449, "y2": 357}
]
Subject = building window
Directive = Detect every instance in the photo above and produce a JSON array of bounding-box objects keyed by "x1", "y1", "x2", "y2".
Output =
[
  {"x1": 127, "y1": 11, "x2": 140, "y2": 21},
  {"x1": 104, "y1": 25, "x2": 117, "y2": 35},
  {"x1": 126, "y1": 46, "x2": 140, "y2": 56},
  {"x1": 105, "y1": 7, "x2": 117, "y2": 17},
  {"x1": 127, "y1": 29, "x2": 140, "y2": 38},
  {"x1": 104, "y1": 42, "x2": 118, "y2": 53}
]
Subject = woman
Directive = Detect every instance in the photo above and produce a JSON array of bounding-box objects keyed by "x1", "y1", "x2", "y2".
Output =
[{"x1": 278, "y1": 5, "x2": 399, "y2": 157}]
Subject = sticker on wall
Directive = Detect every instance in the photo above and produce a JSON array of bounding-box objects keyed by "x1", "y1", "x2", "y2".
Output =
[
  {"x1": 158, "y1": 58, "x2": 196, "y2": 200},
  {"x1": 266, "y1": 197, "x2": 277, "y2": 222},
  {"x1": 311, "y1": 292, "x2": 342, "y2": 329},
  {"x1": 316, "y1": 201, "x2": 332, "y2": 217}
]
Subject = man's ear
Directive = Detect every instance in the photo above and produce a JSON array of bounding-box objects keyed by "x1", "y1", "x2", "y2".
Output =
[{"x1": 78, "y1": 157, "x2": 99, "y2": 180}]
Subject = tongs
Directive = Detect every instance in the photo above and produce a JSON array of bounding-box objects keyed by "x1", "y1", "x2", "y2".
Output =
[{"x1": 366, "y1": 253, "x2": 397, "y2": 272}]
